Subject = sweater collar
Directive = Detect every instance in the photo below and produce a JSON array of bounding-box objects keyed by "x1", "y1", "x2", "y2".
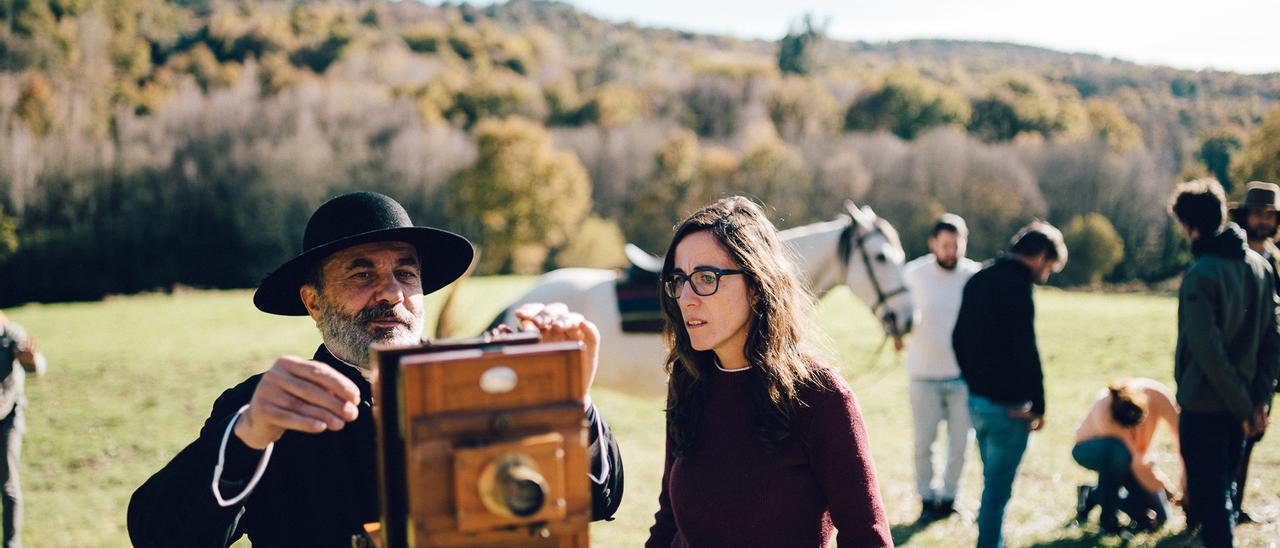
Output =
[
  {"x1": 1192, "y1": 224, "x2": 1247, "y2": 261},
  {"x1": 996, "y1": 255, "x2": 1035, "y2": 282}
]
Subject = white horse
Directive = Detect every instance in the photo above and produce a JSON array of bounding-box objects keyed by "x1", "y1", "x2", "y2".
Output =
[{"x1": 486, "y1": 202, "x2": 913, "y2": 395}]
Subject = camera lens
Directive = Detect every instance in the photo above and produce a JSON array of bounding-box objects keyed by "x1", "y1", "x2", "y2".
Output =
[
  {"x1": 479, "y1": 454, "x2": 550, "y2": 519},
  {"x1": 503, "y1": 476, "x2": 546, "y2": 517}
]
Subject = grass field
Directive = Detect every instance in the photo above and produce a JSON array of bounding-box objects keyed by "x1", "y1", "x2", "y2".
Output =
[{"x1": 6, "y1": 278, "x2": 1278, "y2": 547}]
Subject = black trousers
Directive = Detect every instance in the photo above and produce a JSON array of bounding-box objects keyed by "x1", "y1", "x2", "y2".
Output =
[
  {"x1": 0, "y1": 407, "x2": 22, "y2": 548},
  {"x1": 1181, "y1": 412, "x2": 1244, "y2": 548},
  {"x1": 1232, "y1": 407, "x2": 1268, "y2": 513}
]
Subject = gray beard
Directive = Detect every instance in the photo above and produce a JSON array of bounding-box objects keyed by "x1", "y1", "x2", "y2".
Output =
[{"x1": 318, "y1": 297, "x2": 424, "y2": 369}]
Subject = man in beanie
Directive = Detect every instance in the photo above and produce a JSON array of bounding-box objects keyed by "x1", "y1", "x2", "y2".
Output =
[
  {"x1": 1225, "y1": 180, "x2": 1280, "y2": 525},
  {"x1": 953, "y1": 220, "x2": 1067, "y2": 548},
  {"x1": 1169, "y1": 179, "x2": 1278, "y2": 547},
  {"x1": 128, "y1": 192, "x2": 624, "y2": 546}
]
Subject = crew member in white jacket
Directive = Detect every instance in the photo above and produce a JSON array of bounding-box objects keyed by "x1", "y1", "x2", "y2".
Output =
[{"x1": 901, "y1": 213, "x2": 981, "y2": 524}]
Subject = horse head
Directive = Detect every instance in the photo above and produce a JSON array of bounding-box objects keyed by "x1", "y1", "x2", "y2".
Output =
[{"x1": 839, "y1": 201, "x2": 914, "y2": 338}]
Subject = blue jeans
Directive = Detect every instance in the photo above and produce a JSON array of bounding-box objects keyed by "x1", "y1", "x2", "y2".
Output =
[
  {"x1": 969, "y1": 395, "x2": 1032, "y2": 548},
  {"x1": 908, "y1": 378, "x2": 971, "y2": 502},
  {"x1": 1071, "y1": 437, "x2": 1170, "y2": 530},
  {"x1": 1181, "y1": 412, "x2": 1244, "y2": 548}
]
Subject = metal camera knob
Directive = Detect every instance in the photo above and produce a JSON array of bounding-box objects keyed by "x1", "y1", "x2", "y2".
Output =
[{"x1": 478, "y1": 453, "x2": 549, "y2": 518}]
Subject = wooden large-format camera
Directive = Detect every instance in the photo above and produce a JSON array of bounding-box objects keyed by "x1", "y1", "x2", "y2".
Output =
[{"x1": 371, "y1": 333, "x2": 591, "y2": 547}]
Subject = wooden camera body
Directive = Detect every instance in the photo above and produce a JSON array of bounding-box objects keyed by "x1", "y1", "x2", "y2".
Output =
[{"x1": 371, "y1": 333, "x2": 591, "y2": 548}]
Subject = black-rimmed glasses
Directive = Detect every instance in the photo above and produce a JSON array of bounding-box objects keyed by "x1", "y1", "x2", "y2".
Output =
[{"x1": 664, "y1": 268, "x2": 746, "y2": 298}]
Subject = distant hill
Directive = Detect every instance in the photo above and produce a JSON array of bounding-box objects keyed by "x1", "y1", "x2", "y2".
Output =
[{"x1": 1, "y1": 0, "x2": 1279, "y2": 303}]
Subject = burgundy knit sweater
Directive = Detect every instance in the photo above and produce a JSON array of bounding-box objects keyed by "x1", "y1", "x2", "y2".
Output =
[{"x1": 646, "y1": 363, "x2": 892, "y2": 547}]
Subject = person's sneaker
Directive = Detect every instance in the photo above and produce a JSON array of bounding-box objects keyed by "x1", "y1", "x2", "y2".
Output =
[
  {"x1": 1235, "y1": 510, "x2": 1273, "y2": 524},
  {"x1": 1074, "y1": 485, "x2": 1097, "y2": 524},
  {"x1": 934, "y1": 499, "x2": 959, "y2": 519},
  {"x1": 915, "y1": 501, "x2": 936, "y2": 524},
  {"x1": 1100, "y1": 520, "x2": 1134, "y2": 541},
  {"x1": 1128, "y1": 514, "x2": 1164, "y2": 534}
]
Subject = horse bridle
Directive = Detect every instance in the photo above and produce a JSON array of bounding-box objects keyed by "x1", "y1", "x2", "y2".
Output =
[{"x1": 838, "y1": 214, "x2": 910, "y2": 336}]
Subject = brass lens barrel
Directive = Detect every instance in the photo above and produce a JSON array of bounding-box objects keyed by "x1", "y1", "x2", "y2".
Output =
[{"x1": 478, "y1": 453, "x2": 549, "y2": 518}]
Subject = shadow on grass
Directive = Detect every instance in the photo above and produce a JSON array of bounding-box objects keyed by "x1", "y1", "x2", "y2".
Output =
[
  {"x1": 1025, "y1": 529, "x2": 1114, "y2": 547},
  {"x1": 1148, "y1": 528, "x2": 1202, "y2": 547},
  {"x1": 890, "y1": 521, "x2": 929, "y2": 546},
  {"x1": 1023, "y1": 523, "x2": 1201, "y2": 548},
  {"x1": 890, "y1": 515, "x2": 967, "y2": 546}
]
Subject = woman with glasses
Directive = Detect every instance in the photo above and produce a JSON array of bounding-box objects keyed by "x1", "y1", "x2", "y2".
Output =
[{"x1": 645, "y1": 197, "x2": 891, "y2": 547}]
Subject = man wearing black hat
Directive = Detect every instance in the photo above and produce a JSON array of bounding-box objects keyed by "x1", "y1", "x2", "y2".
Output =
[
  {"x1": 127, "y1": 192, "x2": 624, "y2": 546},
  {"x1": 1227, "y1": 180, "x2": 1280, "y2": 524}
]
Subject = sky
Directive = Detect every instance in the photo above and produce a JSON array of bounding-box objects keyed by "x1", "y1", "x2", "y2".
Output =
[{"x1": 551, "y1": 0, "x2": 1280, "y2": 74}]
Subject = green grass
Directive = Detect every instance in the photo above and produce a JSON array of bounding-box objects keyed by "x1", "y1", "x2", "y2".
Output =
[{"x1": 7, "y1": 279, "x2": 1278, "y2": 546}]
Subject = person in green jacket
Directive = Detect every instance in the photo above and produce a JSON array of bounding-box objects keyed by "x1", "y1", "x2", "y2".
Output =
[
  {"x1": 1226, "y1": 180, "x2": 1280, "y2": 523},
  {"x1": 1167, "y1": 178, "x2": 1280, "y2": 548}
]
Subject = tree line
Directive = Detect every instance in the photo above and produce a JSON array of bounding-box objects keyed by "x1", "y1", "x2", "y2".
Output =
[{"x1": 1, "y1": 0, "x2": 1279, "y2": 305}]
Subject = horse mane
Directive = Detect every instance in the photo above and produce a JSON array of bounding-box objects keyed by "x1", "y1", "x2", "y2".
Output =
[{"x1": 777, "y1": 216, "x2": 850, "y2": 241}]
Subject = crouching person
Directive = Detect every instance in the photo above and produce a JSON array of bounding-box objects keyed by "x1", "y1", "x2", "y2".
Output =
[{"x1": 1072, "y1": 378, "x2": 1181, "y2": 535}]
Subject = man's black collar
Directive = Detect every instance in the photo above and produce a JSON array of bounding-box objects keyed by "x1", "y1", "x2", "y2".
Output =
[{"x1": 313, "y1": 344, "x2": 373, "y2": 400}]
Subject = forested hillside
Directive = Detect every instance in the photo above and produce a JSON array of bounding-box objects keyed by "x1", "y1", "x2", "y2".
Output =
[{"x1": 2, "y1": 0, "x2": 1280, "y2": 304}]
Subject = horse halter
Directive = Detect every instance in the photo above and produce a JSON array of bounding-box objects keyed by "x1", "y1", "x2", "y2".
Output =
[{"x1": 838, "y1": 215, "x2": 910, "y2": 336}]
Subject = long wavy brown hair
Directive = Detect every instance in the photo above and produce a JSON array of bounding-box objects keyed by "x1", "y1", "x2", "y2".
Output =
[{"x1": 660, "y1": 196, "x2": 825, "y2": 458}]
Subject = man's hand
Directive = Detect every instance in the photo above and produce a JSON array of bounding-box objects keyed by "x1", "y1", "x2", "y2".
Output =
[
  {"x1": 1251, "y1": 404, "x2": 1269, "y2": 434},
  {"x1": 1243, "y1": 404, "x2": 1270, "y2": 438},
  {"x1": 234, "y1": 356, "x2": 361, "y2": 450},
  {"x1": 15, "y1": 337, "x2": 37, "y2": 365},
  {"x1": 1007, "y1": 405, "x2": 1045, "y2": 431},
  {"x1": 513, "y1": 302, "x2": 600, "y2": 404}
]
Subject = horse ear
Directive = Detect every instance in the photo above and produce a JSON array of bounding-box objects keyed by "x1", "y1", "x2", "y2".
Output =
[
  {"x1": 861, "y1": 205, "x2": 877, "y2": 218},
  {"x1": 844, "y1": 200, "x2": 863, "y2": 221}
]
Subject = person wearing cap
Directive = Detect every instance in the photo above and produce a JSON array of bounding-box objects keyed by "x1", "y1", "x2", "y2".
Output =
[
  {"x1": 1168, "y1": 179, "x2": 1278, "y2": 547},
  {"x1": 127, "y1": 192, "x2": 624, "y2": 546},
  {"x1": 952, "y1": 220, "x2": 1067, "y2": 548},
  {"x1": 1227, "y1": 180, "x2": 1280, "y2": 525},
  {"x1": 900, "y1": 214, "x2": 980, "y2": 524}
]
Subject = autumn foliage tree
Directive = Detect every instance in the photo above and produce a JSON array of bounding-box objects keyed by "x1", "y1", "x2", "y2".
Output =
[
  {"x1": 845, "y1": 68, "x2": 971, "y2": 139},
  {"x1": 446, "y1": 117, "x2": 591, "y2": 273},
  {"x1": 623, "y1": 129, "x2": 704, "y2": 255},
  {"x1": 1060, "y1": 213, "x2": 1125, "y2": 286},
  {"x1": 1236, "y1": 104, "x2": 1280, "y2": 187}
]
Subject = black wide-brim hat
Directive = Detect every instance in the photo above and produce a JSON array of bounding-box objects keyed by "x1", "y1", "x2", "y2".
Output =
[
  {"x1": 253, "y1": 192, "x2": 474, "y2": 316},
  {"x1": 1230, "y1": 181, "x2": 1280, "y2": 213}
]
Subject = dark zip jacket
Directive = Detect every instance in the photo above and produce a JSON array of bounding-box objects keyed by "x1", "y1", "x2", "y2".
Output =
[
  {"x1": 128, "y1": 345, "x2": 624, "y2": 547},
  {"x1": 1175, "y1": 225, "x2": 1280, "y2": 419},
  {"x1": 953, "y1": 256, "x2": 1046, "y2": 415}
]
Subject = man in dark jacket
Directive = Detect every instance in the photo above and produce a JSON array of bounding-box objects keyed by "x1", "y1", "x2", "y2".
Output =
[
  {"x1": 953, "y1": 221, "x2": 1067, "y2": 548},
  {"x1": 1169, "y1": 179, "x2": 1279, "y2": 547},
  {"x1": 1227, "y1": 180, "x2": 1280, "y2": 524},
  {"x1": 128, "y1": 192, "x2": 624, "y2": 546}
]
